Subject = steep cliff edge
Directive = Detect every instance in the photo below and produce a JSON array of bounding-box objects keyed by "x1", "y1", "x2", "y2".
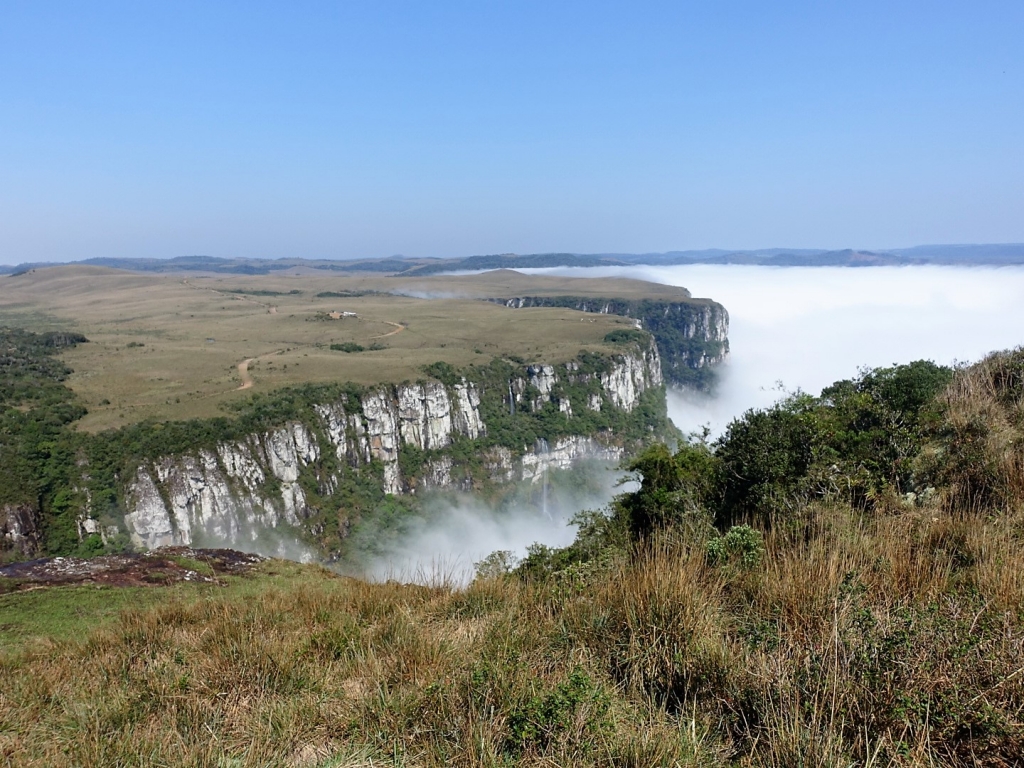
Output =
[
  {"x1": 485, "y1": 296, "x2": 728, "y2": 389},
  {"x1": 1, "y1": 504, "x2": 41, "y2": 558},
  {"x1": 118, "y1": 338, "x2": 668, "y2": 558}
]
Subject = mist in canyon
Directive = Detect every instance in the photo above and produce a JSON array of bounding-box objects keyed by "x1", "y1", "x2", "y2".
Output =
[
  {"x1": 330, "y1": 265, "x2": 1024, "y2": 582},
  {"x1": 353, "y1": 461, "x2": 637, "y2": 585}
]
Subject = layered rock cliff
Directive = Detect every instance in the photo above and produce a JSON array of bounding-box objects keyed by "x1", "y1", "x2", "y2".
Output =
[
  {"x1": 1, "y1": 503, "x2": 41, "y2": 557},
  {"x1": 487, "y1": 296, "x2": 729, "y2": 390},
  {"x1": 121, "y1": 341, "x2": 667, "y2": 556}
]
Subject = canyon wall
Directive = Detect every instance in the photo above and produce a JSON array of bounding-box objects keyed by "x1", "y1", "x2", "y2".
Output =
[
  {"x1": 119, "y1": 342, "x2": 666, "y2": 554},
  {"x1": 0, "y1": 503, "x2": 41, "y2": 557},
  {"x1": 487, "y1": 295, "x2": 729, "y2": 389}
]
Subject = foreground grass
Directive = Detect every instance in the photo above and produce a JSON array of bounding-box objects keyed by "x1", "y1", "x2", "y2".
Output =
[
  {"x1": 5, "y1": 352, "x2": 1024, "y2": 766},
  {"x1": 0, "y1": 561, "x2": 311, "y2": 654},
  {"x1": 2, "y1": 500, "x2": 1023, "y2": 767}
]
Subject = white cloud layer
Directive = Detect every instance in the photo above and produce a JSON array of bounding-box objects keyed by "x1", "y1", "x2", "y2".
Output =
[
  {"x1": 340, "y1": 265, "x2": 1024, "y2": 582},
  {"x1": 525, "y1": 265, "x2": 1024, "y2": 436}
]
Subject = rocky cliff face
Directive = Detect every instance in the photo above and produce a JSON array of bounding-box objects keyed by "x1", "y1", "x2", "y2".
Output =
[
  {"x1": 122, "y1": 345, "x2": 665, "y2": 553},
  {"x1": 1, "y1": 503, "x2": 41, "y2": 557},
  {"x1": 488, "y1": 295, "x2": 728, "y2": 390}
]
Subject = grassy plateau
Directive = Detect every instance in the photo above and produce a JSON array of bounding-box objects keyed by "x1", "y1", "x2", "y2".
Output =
[{"x1": 0, "y1": 267, "x2": 660, "y2": 431}]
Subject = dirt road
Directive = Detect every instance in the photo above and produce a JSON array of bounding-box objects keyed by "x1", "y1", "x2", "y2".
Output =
[
  {"x1": 373, "y1": 322, "x2": 405, "y2": 339},
  {"x1": 236, "y1": 358, "x2": 256, "y2": 390}
]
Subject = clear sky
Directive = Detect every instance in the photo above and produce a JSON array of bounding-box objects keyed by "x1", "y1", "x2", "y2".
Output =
[{"x1": 1, "y1": 1, "x2": 1022, "y2": 263}]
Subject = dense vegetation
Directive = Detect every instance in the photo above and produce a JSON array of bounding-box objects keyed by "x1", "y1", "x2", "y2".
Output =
[
  {"x1": 0, "y1": 328, "x2": 671, "y2": 563},
  {"x1": 5, "y1": 350, "x2": 1024, "y2": 765},
  {"x1": 221, "y1": 288, "x2": 302, "y2": 296},
  {"x1": 329, "y1": 342, "x2": 365, "y2": 353},
  {"x1": 0, "y1": 329, "x2": 90, "y2": 557}
]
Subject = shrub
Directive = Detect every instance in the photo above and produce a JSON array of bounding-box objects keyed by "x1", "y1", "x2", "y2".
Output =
[
  {"x1": 714, "y1": 398, "x2": 819, "y2": 527},
  {"x1": 474, "y1": 550, "x2": 518, "y2": 579},
  {"x1": 705, "y1": 525, "x2": 764, "y2": 568},
  {"x1": 603, "y1": 328, "x2": 646, "y2": 344},
  {"x1": 615, "y1": 441, "x2": 721, "y2": 538},
  {"x1": 506, "y1": 669, "x2": 611, "y2": 753},
  {"x1": 330, "y1": 342, "x2": 365, "y2": 353}
]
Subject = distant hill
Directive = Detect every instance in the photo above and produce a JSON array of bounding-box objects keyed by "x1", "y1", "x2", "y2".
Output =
[
  {"x1": 2, "y1": 255, "x2": 442, "y2": 276},
  {"x1": 398, "y1": 253, "x2": 629, "y2": 276},
  {"x1": 607, "y1": 243, "x2": 1024, "y2": 267},
  {"x1": 888, "y1": 243, "x2": 1024, "y2": 263},
  {"x1": 4, "y1": 243, "x2": 1024, "y2": 276}
]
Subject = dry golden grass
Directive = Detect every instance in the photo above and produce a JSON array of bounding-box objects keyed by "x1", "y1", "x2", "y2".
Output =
[
  {"x1": 0, "y1": 560, "x2": 719, "y2": 767},
  {"x1": 0, "y1": 266, "x2": 652, "y2": 430},
  {"x1": 4, "y1": 483, "x2": 1024, "y2": 767},
  {"x1": 927, "y1": 349, "x2": 1024, "y2": 515}
]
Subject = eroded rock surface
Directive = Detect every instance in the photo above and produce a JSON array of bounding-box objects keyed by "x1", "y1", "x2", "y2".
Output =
[
  {"x1": 489, "y1": 295, "x2": 728, "y2": 387},
  {"x1": 1, "y1": 503, "x2": 41, "y2": 557},
  {"x1": 123, "y1": 352, "x2": 662, "y2": 551},
  {"x1": 0, "y1": 547, "x2": 264, "y2": 590}
]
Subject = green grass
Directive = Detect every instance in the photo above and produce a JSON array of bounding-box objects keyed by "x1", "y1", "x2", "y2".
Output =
[
  {"x1": 164, "y1": 554, "x2": 216, "y2": 577},
  {"x1": 0, "y1": 584, "x2": 168, "y2": 652},
  {"x1": 0, "y1": 560, "x2": 315, "y2": 654}
]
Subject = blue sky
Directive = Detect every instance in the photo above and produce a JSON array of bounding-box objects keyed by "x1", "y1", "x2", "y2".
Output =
[{"x1": 1, "y1": 1, "x2": 1021, "y2": 263}]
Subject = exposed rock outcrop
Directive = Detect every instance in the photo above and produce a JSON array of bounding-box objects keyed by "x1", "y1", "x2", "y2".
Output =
[
  {"x1": 601, "y1": 344, "x2": 663, "y2": 409},
  {"x1": 1, "y1": 502, "x2": 42, "y2": 557},
  {"x1": 520, "y1": 437, "x2": 624, "y2": 482},
  {"x1": 122, "y1": 350, "x2": 664, "y2": 552},
  {"x1": 488, "y1": 295, "x2": 729, "y2": 389}
]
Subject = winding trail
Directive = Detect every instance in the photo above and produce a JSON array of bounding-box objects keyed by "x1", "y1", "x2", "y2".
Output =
[
  {"x1": 233, "y1": 322, "x2": 400, "y2": 391},
  {"x1": 181, "y1": 279, "x2": 402, "y2": 392},
  {"x1": 236, "y1": 358, "x2": 256, "y2": 390},
  {"x1": 234, "y1": 348, "x2": 293, "y2": 390},
  {"x1": 373, "y1": 322, "x2": 406, "y2": 339}
]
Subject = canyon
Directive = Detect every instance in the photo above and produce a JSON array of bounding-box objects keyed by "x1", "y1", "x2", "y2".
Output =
[{"x1": 118, "y1": 343, "x2": 663, "y2": 554}]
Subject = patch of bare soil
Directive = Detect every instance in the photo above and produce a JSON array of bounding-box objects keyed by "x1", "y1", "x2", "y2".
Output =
[{"x1": 0, "y1": 547, "x2": 264, "y2": 591}]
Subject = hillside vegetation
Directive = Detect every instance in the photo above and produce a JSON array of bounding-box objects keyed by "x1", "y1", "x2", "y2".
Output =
[
  {"x1": 3, "y1": 350, "x2": 1024, "y2": 766},
  {"x1": 0, "y1": 324, "x2": 670, "y2": 563}
]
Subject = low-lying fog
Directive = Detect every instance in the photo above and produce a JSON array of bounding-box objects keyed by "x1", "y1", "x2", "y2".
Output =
[
  {"x1": 526, "y1": 265, "x2": 1024, "y2": 437},
  {"x1": 352, "y1": 265, "x2": 1024, "y2": 582},
  {"x1": 353, "y1": 462, "x2": 636, "y2": 585}
]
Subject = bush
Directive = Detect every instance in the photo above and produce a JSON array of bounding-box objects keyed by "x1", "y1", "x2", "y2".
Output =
[
  {"x1": 330, "y1": 342, "x2": 365, "y2": 353},
  {"x1": 506, "y1": 669, "x2": 611, "y2": 753},
  {"x1": 615, "y1": 442, "x2": 721, "y2": 538},
  {"x1": 603, "y1": 328, "x2": 646, "y2": 344},
  {"x1": 714, "y1": 397, "x2": 819, "y2": 527},
  {"x1": 474, "y1": 550, "x2": 518, "y2": 579},
  {"x1": 705, "y1": 525, "x2": 764, "y2": 568}
]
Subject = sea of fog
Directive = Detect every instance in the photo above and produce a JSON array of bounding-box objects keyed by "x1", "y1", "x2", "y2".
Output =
[
  {"x1": 522, "y1": 265, "x2": 1024, "y2": 437},
  {"x1": 360, "y1": 265, "x2": 1024, "y2": 582}
]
